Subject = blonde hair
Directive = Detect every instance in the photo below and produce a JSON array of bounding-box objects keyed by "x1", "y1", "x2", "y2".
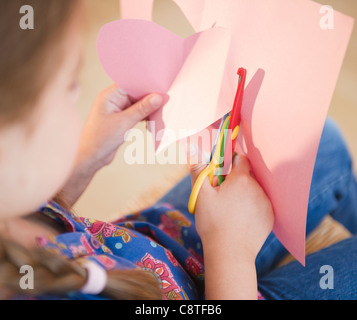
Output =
[
  {"x1": 0, "y1": 1, "x2": 162, "y2": 300},
  {"x1": 0, "y1": 234, "x2": 162, "y2": 300},
  {"x1": 0, "y1": 193, "x2": 162, "y2": 300}
]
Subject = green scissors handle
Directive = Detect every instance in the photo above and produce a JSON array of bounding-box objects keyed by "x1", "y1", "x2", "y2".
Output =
[{"x1": 188, "y1": 116, "x2": 231, "y2": 214}]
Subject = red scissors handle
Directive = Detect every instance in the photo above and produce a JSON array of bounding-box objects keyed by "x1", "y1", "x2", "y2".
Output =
[{"x1": 228, "y1": 68, "x2": 246, "y2": 154}]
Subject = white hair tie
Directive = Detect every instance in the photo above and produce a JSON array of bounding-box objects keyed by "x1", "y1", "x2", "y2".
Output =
[{"x1": 81, "y1": 261, "x2": 108, "y2": 295}]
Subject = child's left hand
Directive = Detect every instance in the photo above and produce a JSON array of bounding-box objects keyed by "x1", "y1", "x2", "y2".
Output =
[
  {"x1": 58, "y1": 84, "x2": 164, "y2": 206},
  {"x1": 78, "y1": 84, "x2": 164, "y2": 170}
]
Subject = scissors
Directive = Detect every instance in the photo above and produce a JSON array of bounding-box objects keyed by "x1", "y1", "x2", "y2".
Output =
[{"x1": 188, "y1": 68, "x2": 247, "y2": 214}]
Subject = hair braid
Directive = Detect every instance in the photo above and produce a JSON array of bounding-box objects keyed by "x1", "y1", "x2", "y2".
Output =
[
  {"x1": 0, "y1": 236, "x2": 162, "y2": 300},
  {"x1": 0, "y1": 236, "x2": 87, "y2": 297},
  {"x1": 0, "y1": 192, "x2": 163, "y2": 300}
]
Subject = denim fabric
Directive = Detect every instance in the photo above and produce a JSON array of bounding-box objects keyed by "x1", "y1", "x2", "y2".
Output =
[
  {"x1": 258, "y1": 236, "x2": 357, "y2": 300},
  {"x1": 256, "y1": 117, "x2": 357, "y2": 279}
]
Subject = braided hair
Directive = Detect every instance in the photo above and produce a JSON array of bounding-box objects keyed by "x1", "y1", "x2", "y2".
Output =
[{"x1": 0, "y1": 196, "x2": 162, "y2": 300}]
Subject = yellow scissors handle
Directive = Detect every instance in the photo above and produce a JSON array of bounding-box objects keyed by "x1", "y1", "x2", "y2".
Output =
[
  {"x1": 188, "y1": 166, "x2": 211, "y2": 214},
  {"x1": 188, "y1": 116, "x2": 231, "y2": 214}
]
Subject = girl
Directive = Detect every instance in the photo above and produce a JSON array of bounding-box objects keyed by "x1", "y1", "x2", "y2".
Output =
[{"x1": 0, "y1": 0, "x2": 356, "y2": 300}]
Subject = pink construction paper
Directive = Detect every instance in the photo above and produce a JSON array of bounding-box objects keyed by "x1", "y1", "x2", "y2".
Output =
[
  {"x1": 107, "y1": 1, "x2": 354, "y2": 264},
  {"x1": 97, "y1": 19, "x2": 231, "y2": 154},
  {"x1": 172, "y1": 0, "x2": 206, "y2": 31},
  {"x1": 173, "y1": 0, "x2": 354, "y2": 264}
]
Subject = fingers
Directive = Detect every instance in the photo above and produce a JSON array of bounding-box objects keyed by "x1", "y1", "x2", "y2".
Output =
[
  {"x1": 232, "y1": 154, "x2": 251, "y2": 174},
  {"x1": 223, "y1": 154, "x2": 252, "y2": 183},
  {"x1": 187, "y1": 144, "x2": 211, "y2": 190},
  {"x1": 101, "y1": 85, "x2": 165, "y2": 118},
  {"x1": 119, "y1": 93, "x2": 164, "y2": 130},
  {"x1": 101, "y1": 84, "x2": 132, "y2": 113}
]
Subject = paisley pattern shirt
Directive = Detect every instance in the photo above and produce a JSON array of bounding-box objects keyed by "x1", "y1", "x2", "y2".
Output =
[
  {"x1": 37, "y1": 201, "x2": 204, "y2": 300},
  {"x1": 35, "y1": 201, "x2": 264, "y2": 300}
]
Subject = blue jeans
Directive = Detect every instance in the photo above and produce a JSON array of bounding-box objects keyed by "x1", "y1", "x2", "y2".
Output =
[{"x1": 157, "y1": 117, "x2": 357, "y2": 299}]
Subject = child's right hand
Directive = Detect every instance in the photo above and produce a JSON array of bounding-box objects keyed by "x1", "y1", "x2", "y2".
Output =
[{"x1": 189, "y1": 151, "x2": 274, "y2": 260}]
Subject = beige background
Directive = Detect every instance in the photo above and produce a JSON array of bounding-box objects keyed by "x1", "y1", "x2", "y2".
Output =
[{"x1": 74, "y1": 0, "x2": 357, "y2": 221}]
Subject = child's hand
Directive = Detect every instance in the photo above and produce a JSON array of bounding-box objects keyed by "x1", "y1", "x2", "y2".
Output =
[
  {"x1": 58, "y1": 85, "x2": 164, "y2": 207},
  {"x1": 78, "y1": 84, "x2": 164, "y2": 170},
  {"x1": 190, "y1": 151, "x2": 274, "y2": 260},
  {"x1": 189, "y1": 149, "x2": 274, "y2": 299}
]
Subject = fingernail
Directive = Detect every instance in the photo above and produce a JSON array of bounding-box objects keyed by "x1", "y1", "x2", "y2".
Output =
[
  {"x1": 118, "y1": 87, "x2": 127, "y2": 95},
  {"x1": 150, "y1": 95, "x2": 163, "y2": 109}
]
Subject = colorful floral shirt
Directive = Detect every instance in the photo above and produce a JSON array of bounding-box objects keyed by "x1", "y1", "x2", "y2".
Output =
[
  {"x1": 37, "y1": 201, "x2": 264, "y2": 300},
  {"x1": 37, "y1": 201, "x2": 204, "y2": 300}
]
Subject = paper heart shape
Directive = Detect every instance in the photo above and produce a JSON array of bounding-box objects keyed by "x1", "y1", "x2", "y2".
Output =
[{"x1": 97, "y1": 19, "x2": 231, "y2": 154}]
